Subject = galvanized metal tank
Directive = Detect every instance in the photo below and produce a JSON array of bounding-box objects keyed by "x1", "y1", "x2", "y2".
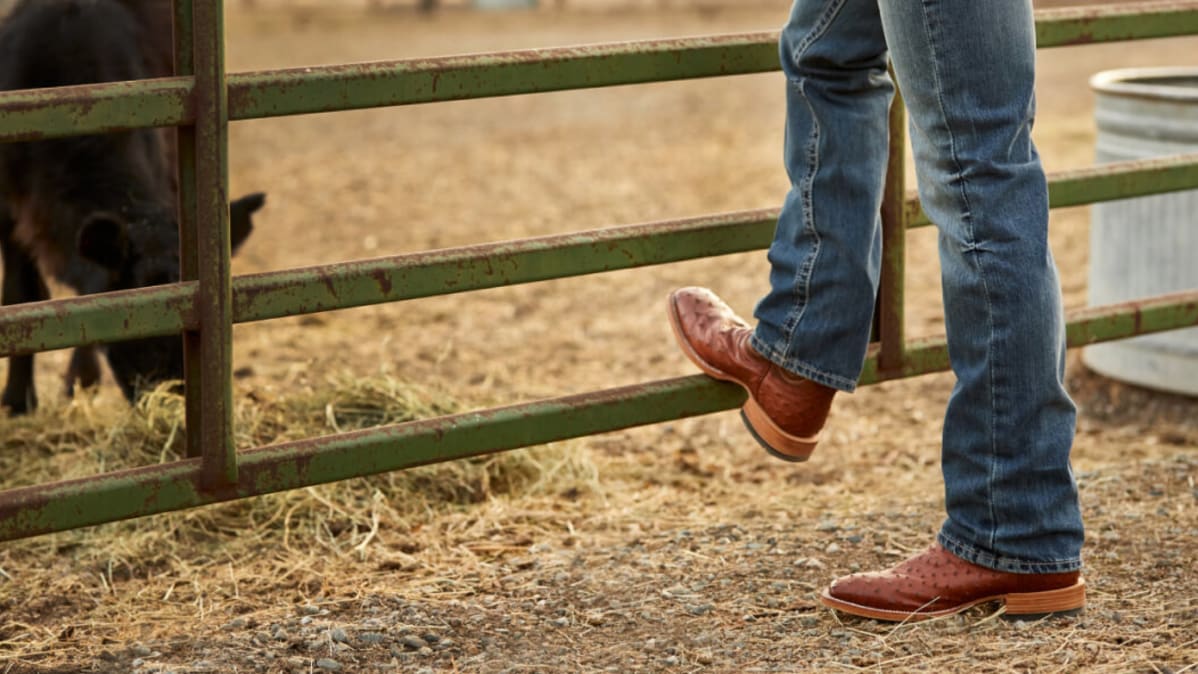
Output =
[{"x1": 1085, "y1": 67, "x2": 1198, "y2": 396}]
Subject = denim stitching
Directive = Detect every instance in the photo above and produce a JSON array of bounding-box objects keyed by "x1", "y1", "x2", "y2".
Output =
[
  {"x1": 938, "y1": 530, "x2": 1082, "y2": 574},
  {"x1": 778, "y1": 0, "x2": 848, "y2": 347},
  {"x1": 749, "y1": 332, "x2": 858, "y2": 392},
  {"x1": 918, "y1": 0, "x2": 999, "y2": 550}
]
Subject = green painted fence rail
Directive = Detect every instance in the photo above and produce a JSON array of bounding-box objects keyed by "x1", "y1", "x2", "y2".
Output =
[
  {"x1": 4, "y1": 4, "x2": 1198, "y2": 142},
  {"x1": 1, "y1": 1, "x2": 1197, "y2": 541},
  {"x1": 3, "y1": 151, "x2": 1197, "y2": 358}
]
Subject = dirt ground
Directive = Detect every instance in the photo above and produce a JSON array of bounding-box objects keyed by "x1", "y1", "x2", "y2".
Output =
[{"x1": 1, "y1": 2, "x2": 1197, "y2": 673}]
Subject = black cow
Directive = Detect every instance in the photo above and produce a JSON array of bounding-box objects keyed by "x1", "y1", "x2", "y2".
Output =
[{"x1": 0, "y1": 0, "x2": 265, "y2": 414}]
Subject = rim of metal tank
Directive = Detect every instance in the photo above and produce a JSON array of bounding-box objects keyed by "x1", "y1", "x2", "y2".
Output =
[{"x1": 1090, "y1": 66, "x2": 1198, "y2": 101}]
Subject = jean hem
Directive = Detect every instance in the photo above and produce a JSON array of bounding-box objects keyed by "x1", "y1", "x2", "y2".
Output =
[
  {"x1": 748, "y1": 332, "x2": 858, "y2": 393},
  {"x1": 937, "y1": 529, "x2": 1082, "y2": 575}
]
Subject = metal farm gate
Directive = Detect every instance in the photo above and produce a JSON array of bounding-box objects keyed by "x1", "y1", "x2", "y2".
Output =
[{"x1": 1, "y1": 2, "x2": 1197, "y2": 541}]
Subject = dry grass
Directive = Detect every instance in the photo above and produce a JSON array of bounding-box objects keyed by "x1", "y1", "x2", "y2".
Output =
[
  {"x1": 1, "y1": 2, "x2": 1197, "y2": 672},
  {"x1": 0, "y1": 374, "x2": 597, "y2": 558}
]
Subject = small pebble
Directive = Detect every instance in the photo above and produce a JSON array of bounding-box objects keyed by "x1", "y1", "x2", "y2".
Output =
[
  {"x1": 551, "y1": 617, "x2": 569, "y2": 627},
  {"x1": 315, "y1": 658, "x2": 342, "y2": 672},
  {"x1": 301, "y1": 605, "x2": 321, "y2": 616},
  {"x1": 401, "y1": 635, "x2": 429, "y2": 650},
  {"x1": 330, "y1": 627, "x2": 349, "y2": 643},
  {"x1": 132, "y1": 659, "x2": 145, "y2": 668},
  {"x1": 300, "y1": 616, "x2": 313, "y2": 626},
  {"x1": 272, "y1": 627, "x2": 288, "y2": 641},
  {"x1": 419, "y1": 646, "x2": 434, "y2": 657},
  {"x1": 825, "y1": 543, "x2": 841, "y2": 554},
  {"x1": 664, "y1": 655, "x2": 680, "y2": 666},
  {"x1": 359, "y1": 632, "x2": 387, "y2": 645},
  {"x1": 131, "y1": 645, "x2": 153, "y2": 657}
]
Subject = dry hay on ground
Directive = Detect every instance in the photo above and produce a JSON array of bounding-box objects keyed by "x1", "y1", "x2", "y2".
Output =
[{"x1": 1, "y1": 4, "x2": 1197, "y2": 673}]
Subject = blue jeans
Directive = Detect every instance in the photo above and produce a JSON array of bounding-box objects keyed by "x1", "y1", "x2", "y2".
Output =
[{"x1": 750, "y1": 0, "x2": 1083, "y2": 573}]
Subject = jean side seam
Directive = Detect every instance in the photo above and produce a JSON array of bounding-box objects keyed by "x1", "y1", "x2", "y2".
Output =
[
  {"x1": 788, "y1": 0, "x2": 849, "y2": 62},
  {"x1": 918, "y1": 0, "x2": 999, "y2": 549},
  {"x1": 779, "y1": 0, "x2": 847, "y2": 348}
]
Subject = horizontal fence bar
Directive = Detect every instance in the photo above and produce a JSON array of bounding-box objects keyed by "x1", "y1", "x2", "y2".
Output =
[
  {"x1": 6, "y1": 149, "x2": 1198, "y2": 356},
  {"x1": 3, "y1": 288, "x2": 1196, "y2": 542},
  {"x1": 1035, "y1": 1, "x2": 1198, "y2": 46},
  {"x1": 859, "y1": 289, "x2": 1198, "y2": 382},
  {"x1": 3, "y1": 2, "x2": 1197, "y2": 141},
  {"x1": 0, "y1": 211, "x2": 778, "y2": 356},
  {"x1": 0, "y1": 376, "x2": 747, "y2": 540},
  {"x1": 4, "y1": 143, "x2": 1197, "y2": 356},
  {"x1": 227, "y1": 33, "x2": 778, "y2": 121},
  {"x1": 9, "y1": 154, "x2": 1198, "y2": 359},
  {"x1": 0, "y1": 78, "x2": 192, "y2": 143},
  {"x1": 906, "y1": 153, "x2": 1198, "y2": 228},
  {"x1": 231, "y1": 211, "x2": 777, "y2": 322},
  {"x1": 0, "y1": 284, "x2": 196, "y2": 356}
]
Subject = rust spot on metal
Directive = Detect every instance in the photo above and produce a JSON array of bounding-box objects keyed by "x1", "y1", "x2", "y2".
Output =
[
  {"x1": 371, "y1": 269, "x2": 393, "y2": 296},
  {"x1": 317, "y1": 269, "x2": 339, "y2": 299}
]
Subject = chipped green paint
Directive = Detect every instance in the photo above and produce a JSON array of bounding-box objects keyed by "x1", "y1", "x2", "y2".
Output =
[
  {"x1": 4, "y1": 4, "x2": 1198, "y2": 140},
  {"x1": 1035, "y1": 2, "x2": 1198, "y2": 46},
  {"x1": 0, "y1": 213, "x2": 780, "y2": 356},
  {"x1": 1, "y1": 1, "x2": 1197, "y2": 541},
  {"x1": 190, "y1": 0, "x2": 237, "y2": 486},
  {"x1": 3, "y1": 290, "x2": 1197, "y2": 541},
  {"x1": 908, "y1": 153, "x2": 1198, "y2": 228}
]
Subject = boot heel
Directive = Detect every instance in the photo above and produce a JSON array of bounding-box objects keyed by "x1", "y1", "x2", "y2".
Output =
[
  {"x1": 741, "y1": 399, "x2": 818, "y2": 462},
  {"x1": 1003, "y1": 578, "x2": 1086, "y2": 620}
]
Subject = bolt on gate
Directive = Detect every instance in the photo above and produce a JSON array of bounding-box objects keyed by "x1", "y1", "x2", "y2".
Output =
[{"x1": 1, "y1": 2, "x2": 1198, "y2": 542}]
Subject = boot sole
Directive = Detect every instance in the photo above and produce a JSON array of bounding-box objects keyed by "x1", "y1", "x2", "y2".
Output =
[
  {"x1": 818, "y1": 577, "x2": 1086, "y2": 622},
  {"x1": 667, "y1": 292, "x2": 818, "y2": 462}
]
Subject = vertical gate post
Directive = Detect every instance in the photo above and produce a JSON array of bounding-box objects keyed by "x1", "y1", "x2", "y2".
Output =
[
  {"x1": 173, "y1": 0, "x2": 204, "y2": 460},
  {"x1": 878, "y1": 87, "x2": 907, "y2": 372},
  {"x1": 191, "y1": 0, "x2": 237, "y2": 487}
]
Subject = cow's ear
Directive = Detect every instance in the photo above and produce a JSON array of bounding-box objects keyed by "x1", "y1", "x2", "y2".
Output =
[
  {"x1": 77, "y1": 213, "x2": 129, "y2": 270},
  {"x1": 229, "y1": 192, "x2": 265, "y2": 255}
]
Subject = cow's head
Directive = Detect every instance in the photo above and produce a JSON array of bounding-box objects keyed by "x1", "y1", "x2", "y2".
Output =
[{"x1": 75, "y1": 192, "x2": 265, "y2": 401}]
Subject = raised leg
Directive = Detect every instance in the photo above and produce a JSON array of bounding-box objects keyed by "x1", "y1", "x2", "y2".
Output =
[{"x1": 750, "y1": 0, "x2": 894, "y2": 393}]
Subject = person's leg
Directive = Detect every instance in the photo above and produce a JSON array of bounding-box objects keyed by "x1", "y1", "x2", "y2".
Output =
[
  {"x1": 879, "y1": 0, "x2": 1082, "y2": 574},
  {"x1": 750, "y1": 0, "x2": 893, "y2": 393},
  {"x1": 821, "y1": 0, "x2": 1085, "y2": 621},
  {"x1": 667, "y1": 0, "x2": 892, "y2": 461}
]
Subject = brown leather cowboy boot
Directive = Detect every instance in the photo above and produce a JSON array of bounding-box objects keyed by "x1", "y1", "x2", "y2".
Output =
[
  {"x1": 667, "y1": 287, "x2": 836, "y2": 462},
  {"x1": 820, "y1": 543, "x2": 1085, "y2": 622}
]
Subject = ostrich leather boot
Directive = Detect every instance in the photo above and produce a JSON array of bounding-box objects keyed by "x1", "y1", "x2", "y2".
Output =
[
  {"x1": 820, "y1": 543, "x2": 1086, "y2": 622},
  {"x1": 667, "y1": 287, "x2": 836, "y2": 462}
]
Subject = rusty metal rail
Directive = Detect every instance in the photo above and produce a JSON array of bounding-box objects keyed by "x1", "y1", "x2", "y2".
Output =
[
  {"x1": 1, "y1": 1, "x2": 1198, "y2": 541},
  {"x1": 4, "y1": 4, "x2": 1198, "y2": 142},
  {"x1": 2, "y1": 153, "x2": 1195, "y2": 358}
]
